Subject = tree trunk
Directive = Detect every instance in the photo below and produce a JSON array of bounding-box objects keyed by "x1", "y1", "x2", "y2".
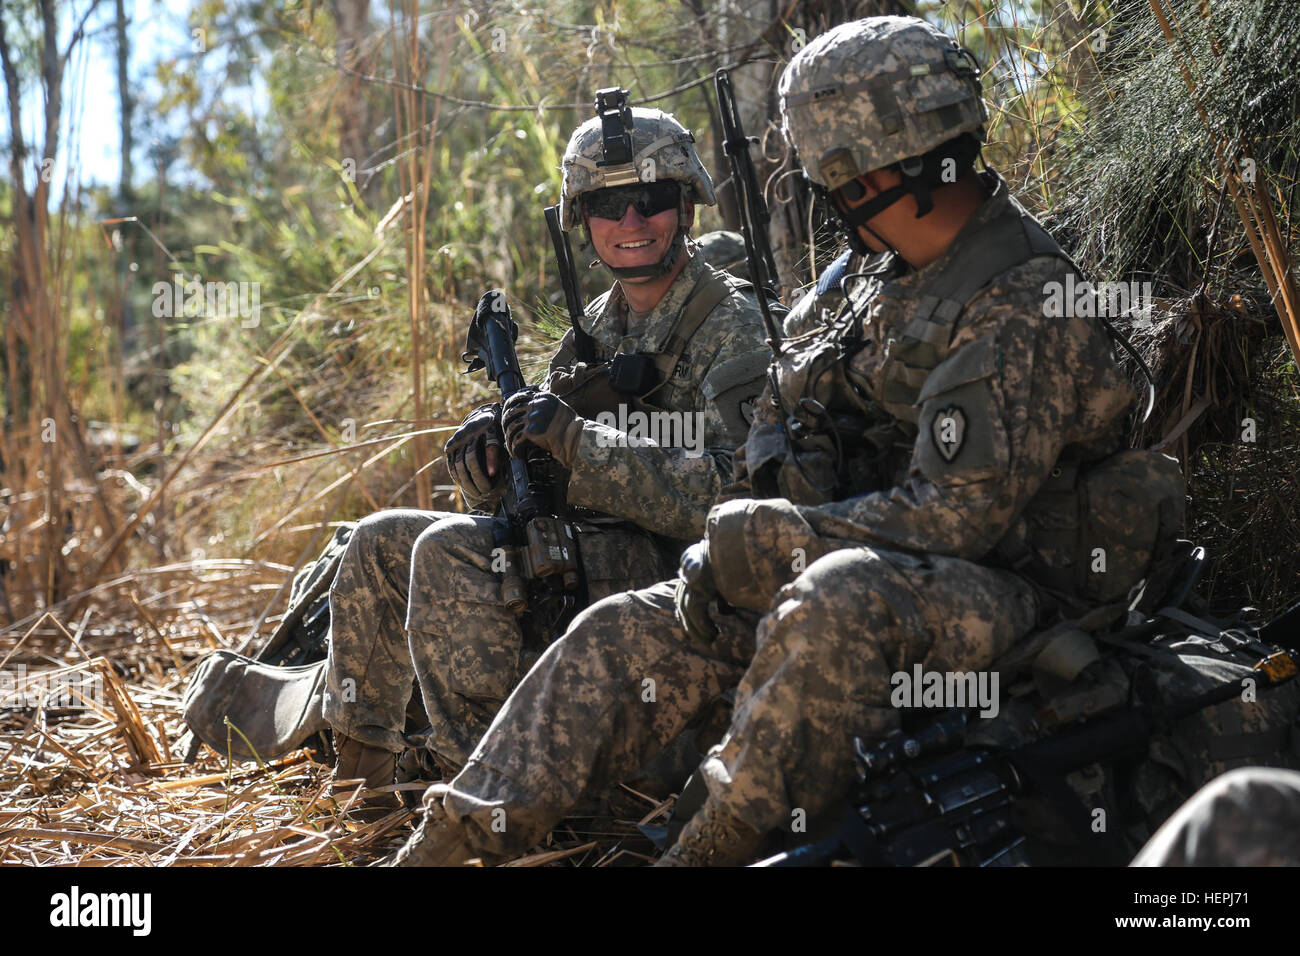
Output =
[{"x1": 330, "y1": 0, "x2": 375, "y2": 203}]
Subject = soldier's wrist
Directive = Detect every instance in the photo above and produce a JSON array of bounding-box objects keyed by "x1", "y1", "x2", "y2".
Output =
[{"x1": 554, "y1": 416, "x2": 585, "y2": 470}]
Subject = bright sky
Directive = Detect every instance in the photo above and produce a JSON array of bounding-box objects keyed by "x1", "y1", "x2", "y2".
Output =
[{"x1": 5, "y1": 0, "x2": 212, "y2": 201}]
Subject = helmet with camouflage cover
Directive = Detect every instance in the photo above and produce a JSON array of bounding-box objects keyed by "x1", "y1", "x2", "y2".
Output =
[
  {"x1": 559, "y1": 100, "x2": 716, "y2": 232},
  {"x1": 778, "y1": 17, "x2": 986, "y2": 192},
  {"x1": 694, "y1": 230, "x2": 750, "y2": 281}
]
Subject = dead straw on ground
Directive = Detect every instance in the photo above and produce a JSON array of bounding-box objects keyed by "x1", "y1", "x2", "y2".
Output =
[{"x1": 0, "y1": 560, "x2": 667, "y2": 866}]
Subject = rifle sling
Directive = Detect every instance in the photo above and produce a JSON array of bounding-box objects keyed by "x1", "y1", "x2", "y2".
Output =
[{"x1": 640, "y1": 270, "x2": 736, "y2": 400}]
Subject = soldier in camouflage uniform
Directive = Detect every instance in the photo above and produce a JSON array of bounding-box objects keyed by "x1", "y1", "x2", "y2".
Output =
[
  {"x1": 322, "y1": 102, "x2": 777, "y2": 798},
  {"x1": 389, "y1": 17, "x2": 1183, "y2": 865},
  {"x1": 1131, "y1": 767, "x2": 1300, "y2": 866}
]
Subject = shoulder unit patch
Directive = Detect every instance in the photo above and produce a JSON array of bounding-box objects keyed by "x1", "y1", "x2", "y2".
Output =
[{"x1": 931, "y1": 405, "x2": 967, "y2": 462}]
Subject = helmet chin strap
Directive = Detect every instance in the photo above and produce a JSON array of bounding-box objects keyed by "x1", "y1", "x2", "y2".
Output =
[{"x1": 827, "y1": 181, "x2": 910, "y2": 258}]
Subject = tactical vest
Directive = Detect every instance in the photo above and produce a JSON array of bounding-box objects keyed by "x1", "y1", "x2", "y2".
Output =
[
  {"x1": 765, "y1": 201, "x2": 1070, "y2": 504},
  {"x1": 874, "y1": 201, "x2": 1065, "y2": 421},
  {"x1": 555, "y1": 268, "x2": 755, "y2": 420},
  {"x1": 784, "y1": 199, "x2": 1184, "y2": 609}
]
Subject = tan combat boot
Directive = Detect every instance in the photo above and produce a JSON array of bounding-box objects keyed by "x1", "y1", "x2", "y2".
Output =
[
  {"x1": 383, "y1": 785, "x2": 497, "y2": 867},
  {"x1": 332, "y1": 734, "x2": 401, "y2": 813},
  {"x1": 654, "y1": 801, "x2": 765, "y2": 867}
]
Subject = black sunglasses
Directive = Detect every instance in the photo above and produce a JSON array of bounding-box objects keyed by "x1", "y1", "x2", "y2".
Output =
[{"x1": 582, "y1": 181, "x2": 681, "y2": 221}]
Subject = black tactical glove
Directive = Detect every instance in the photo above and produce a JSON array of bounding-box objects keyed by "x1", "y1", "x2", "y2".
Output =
[
  {"x1": 444, "y1": 402, "x2": 505, "y2": 505},
  {"x1": 501, "y1": 387, "x2": 584, "y2": 470},
  {"x1": 675, "y1": 540, "x2": 720, "y2": 647}
]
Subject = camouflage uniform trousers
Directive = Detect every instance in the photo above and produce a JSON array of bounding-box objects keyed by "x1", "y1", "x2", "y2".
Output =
[
  {"x1": 433, "y1": 545, "x2": 1039, "y2": 858},
  {"x1": 322, "y1": 508, "x2": 671, "y2": 767},
  {"x1": 1130, "y1": 766, "x2": 1300, "y2": 867}
]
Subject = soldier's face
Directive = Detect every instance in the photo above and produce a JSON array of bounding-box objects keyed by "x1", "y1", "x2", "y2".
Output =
[{"x1": 586, "y1": 199, "x2": 692, "y2": 279}]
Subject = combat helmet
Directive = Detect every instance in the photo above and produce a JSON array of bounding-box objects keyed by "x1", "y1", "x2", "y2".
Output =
[
  {"x1": 694, "y1": 230, "x2": 749, "y2": 281},
  {"x1": 778, "y1": 16, "x2": 986, "y2": 252},
  {"x1": 560, "y1": 88, "x2": 716, "y2": 279}
]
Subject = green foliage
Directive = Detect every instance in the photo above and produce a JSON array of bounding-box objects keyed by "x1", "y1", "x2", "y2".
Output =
[
  {"x1": 1054, "y1": 0, "x2": 1300, "y2": 292},
  {"x1": 10, "y1": 0, "x2": 1296, "y2": 615}
]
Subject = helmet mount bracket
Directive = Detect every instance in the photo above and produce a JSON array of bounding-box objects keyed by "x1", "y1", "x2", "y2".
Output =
[{"x1": 594, "y1": 87, "x2": 642, "y2": 188}]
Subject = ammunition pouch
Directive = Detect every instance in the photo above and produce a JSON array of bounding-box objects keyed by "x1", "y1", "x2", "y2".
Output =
[
  {"x1": 551, "y1": 361, "x2": 657, "y2": 422},
  {"x1": 749, "y1": 409, "x2": 906, "y2": 506},
  {"x1": 609, "y1": 352, "x2": 659, "y2": 394},
  {"x1": 996, "y1": 449, "x2": 1186, "y2": 608}
]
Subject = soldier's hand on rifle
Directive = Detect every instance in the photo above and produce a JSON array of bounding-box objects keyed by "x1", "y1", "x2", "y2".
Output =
[
  {"x1": 543, "y1": 361, "x2": 595, "y2": 397},
  {"x1": 445, "y1": 402, "x2": 506, "y2": 504},
  {"x1": 502, "y1": 387, "x2": 584, "y2": 470},
  {"x1": 675, "y1": 540, "x2": 720, "y2": 647}
]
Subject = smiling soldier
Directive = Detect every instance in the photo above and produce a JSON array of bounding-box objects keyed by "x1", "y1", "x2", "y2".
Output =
[
  {"x1": 322, "y1": 92, "x2": 780, "y2": 804},
  {"x1": 388, "y1": 17, "x2": 1185, "y2": 867}
]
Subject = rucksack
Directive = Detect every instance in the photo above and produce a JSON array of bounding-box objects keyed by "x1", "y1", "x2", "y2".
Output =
[{"x1": 181, "y1": 523, "x2": 356, "y2": 762}]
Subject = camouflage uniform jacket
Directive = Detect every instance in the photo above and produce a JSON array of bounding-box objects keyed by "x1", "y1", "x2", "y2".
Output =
[
  {"x1": 540, "y1": 252, "x2": 779, "y2": 545},
  {"x1": 708, "y1": 171, "x2": 1178, "y2": 612}
]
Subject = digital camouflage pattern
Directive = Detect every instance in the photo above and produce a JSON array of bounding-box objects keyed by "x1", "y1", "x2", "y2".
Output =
[
  {"x1": 707, "y1": 172, "x2": 1169, "y2": 614},
  {"x1": 1129, "y1": 634, "x2": 1300, "y2": 830},
  {"x1": 323, "y1": 510, "x2": 676, "y2": 765},
  {"x1": 1131, "y1": 767, "x2": 1300, "y2": 866},
  {"x1": 408, "y1": 552, "x2": 1035, "y2": 860},
  {"x1": 778, "y1": 16, "x2": 986, "y2": 189},
  {"x1": 962, "y1": 617, "x2": 1300, "y2": 864},
  {"x1": 545, "y1": 252, "x2": 775, "y2": 541},
  {"x1": 558, "y1": 106, "x2": 716, "y2": 230},
  {"x1": 403, "y1": 166, "x2": 1174, "y2": 864},
  {"x1": 323, "y1": 251, "x2": 776, "y2": 767}
]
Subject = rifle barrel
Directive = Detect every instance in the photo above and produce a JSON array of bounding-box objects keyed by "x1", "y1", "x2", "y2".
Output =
[
  {"x1": 545, "y1": 204, "x2": 595, "y2": 364},
  {"x1": 715, "y1": 69, "x2": 782, "y2": 355}
]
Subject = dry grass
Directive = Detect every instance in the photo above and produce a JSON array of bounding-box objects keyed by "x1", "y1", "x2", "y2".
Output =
[{"x1": 0, "y1": 563, "x2": 667, "y2": 866}]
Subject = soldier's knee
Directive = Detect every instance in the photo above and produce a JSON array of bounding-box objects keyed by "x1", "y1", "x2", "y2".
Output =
[
  {"x1": 412, "y1": 514, "x2": 490, "y2": 567},
  {"x1": 350, "y1": 510, "x2": 402, "y2": 552},
  {"x1": 543, "y1": 591, "x2": 651, "y2": 668},
  {"x1": 562, "y1": 592, "x2": 629, "y2": 647},
  {"x1": 350, "y1": 509, "x2": 436, "y2": 559},
  {"x1": 784, "y1": 548, "x2": 892, "y2": 614}
]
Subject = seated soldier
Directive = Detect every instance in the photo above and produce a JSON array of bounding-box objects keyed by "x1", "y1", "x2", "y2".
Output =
[
  {"x1": 387, "y1": 16, "x2": 1182, "y2": 865},
  {"x1": 322, "y1": 98, "x2": 778, "y2": 804}
]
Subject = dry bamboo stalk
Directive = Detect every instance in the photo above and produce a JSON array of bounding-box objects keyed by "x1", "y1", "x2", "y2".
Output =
[
  {"x1": 0, "y1": 829, "x2": 167, "y2": 853},
  {"x1": 502, "y1": 840, "x2": 600, "y2": 867},
  {"x1": 90, "y1": 657, "x2": 164, "y2": 766}
]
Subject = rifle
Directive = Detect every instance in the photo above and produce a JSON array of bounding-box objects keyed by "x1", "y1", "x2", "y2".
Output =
[
  {"x1": 756, "y1": 605, "x2": 1300, "y2": 868},
  {"x1": 462, "y1": 290, "x2": 583, "y2": 633},
  {"x1": 714, "y1": 68, "x2": 782, "y2": 355},
  {"x1": 544, "y1": 204, "x2": 596, "y2": 364}
]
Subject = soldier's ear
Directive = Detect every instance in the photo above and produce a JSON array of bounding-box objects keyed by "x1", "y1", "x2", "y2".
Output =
[{"x1": 682, "y1": 201, "x2": 696, "y2": 231}]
